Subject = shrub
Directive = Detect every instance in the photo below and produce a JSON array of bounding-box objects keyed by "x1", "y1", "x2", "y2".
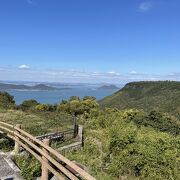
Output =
[
  {"x1": 35, "y1": 104, "x2": 49, "y2": 111},
  {"x1": 57, "y1": 96, "x2": 99, "y2": 117},
  {"x1": 19, "y1": 99, "x2": 39, "y2": 111},
  {"x1": 67, "y1": 109, "x2": 180, "y2": 179},
  {"x1": 0, "y1": 135, "x2": 14, "y2": 151},
  {"x1": 0, "y1": 91, "x2": 15, "y2": 109}
]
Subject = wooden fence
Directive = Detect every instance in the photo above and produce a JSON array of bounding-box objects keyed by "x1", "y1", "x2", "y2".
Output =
[
  {"x1": 0, "y1": 121, "x2": 95, "y2": 180},
  {"x1": 36, "y1": 129, "x2": 74, "y2": 141}
]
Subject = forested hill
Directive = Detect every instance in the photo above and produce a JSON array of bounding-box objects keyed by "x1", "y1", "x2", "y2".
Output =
[{"x1": 99, "y1": 81, "x2": 180, "y2": 117}]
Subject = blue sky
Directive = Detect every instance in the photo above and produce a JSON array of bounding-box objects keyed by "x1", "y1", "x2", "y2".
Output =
[{"x1": 0, "y1": 0, "x2": 180, "y2": 83}]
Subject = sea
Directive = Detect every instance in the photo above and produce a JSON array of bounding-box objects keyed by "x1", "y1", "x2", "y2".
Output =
[{"x1": 5, "y1": 86, "x2": 120, "y2": 105}]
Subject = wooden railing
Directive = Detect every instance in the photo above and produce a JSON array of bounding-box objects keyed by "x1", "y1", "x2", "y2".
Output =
[
  {"x1": 0, "y1": 121, "x2": 95, "y2": 180},
  {"x1": 36, "y1": 129, "x2": 74, "y2": 141}
]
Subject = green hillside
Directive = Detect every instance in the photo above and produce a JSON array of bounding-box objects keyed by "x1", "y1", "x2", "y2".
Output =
[
  {"x1": 0, "y1": 92, "x2": 180, "y2": 179},
  {"x1": 99, "y1": 81, "x2": 180, "y2": 118}
]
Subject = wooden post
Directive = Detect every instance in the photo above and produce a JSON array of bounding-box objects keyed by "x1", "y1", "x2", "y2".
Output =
[
  {"x1": 73, "y1": 116, "x2": 78, "y2": 138},
  {"x1": 41, "y1": 139, "x2": 50, "y2": 180},
  {"x1": 14, "y1": 124, "x2": 21, "y2": 155},
  {"x1": 79, "y1": 125, "x2": 84, "y2": 147}
]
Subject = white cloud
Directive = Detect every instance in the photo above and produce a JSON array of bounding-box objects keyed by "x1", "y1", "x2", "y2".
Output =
[
  {"x1": 130, "y1": 70, "x2": 137, "y2": 75},
  {"x1": 107, "y1": 72, "x2": 121, "y2": 76},
  {"x1": 138, "y1": 2, "x2": 153, "y2": 12},
  {"x1": 107, "y1": 71, "x2": 116, "y2": 74},
  {"x1": 0, "y1": 66, "x2": 180, "y2": 83},
  {"x1": 18, "y1": 64, "x2": 30, "y2": 70}
]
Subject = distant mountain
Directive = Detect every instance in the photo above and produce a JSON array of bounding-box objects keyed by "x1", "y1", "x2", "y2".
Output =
[
  {"x1": 0, "y1": 83, "x2": 71, "y2": 91},
  {"x1": 97, "y1": 84, "x2": 119, "y2": 90},
  {"x1": 99, "y1": 81, "x2": 180, "y2": 118}
]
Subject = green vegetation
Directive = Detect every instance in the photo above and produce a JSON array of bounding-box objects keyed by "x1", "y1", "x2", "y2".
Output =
[
  {"x1": 120, "y1": 109, "x2": 180, "y2": 135},
  {"x1": 0, "y1": 95, "x2": 99, "y2": 137},
  {"x1": 0, "y1": 81, "x2": 180, "y2": 179},
  {"x1": 0, "y1": 91, "x2": 15, "y2": 109},
  {"x1": 57, "y1": 96, "x2": 99, "y2": 117},
  {"x1": 14, "y1": 155, "x2": 41, "y2": 180},
  {"x1": 65, "y1": 109, "x2": 180, "y2": 179},
  {"x1": 0, "y1": 134, "x2": 14, "y2": 151},
  {"x1": 99, "y1": 81, "x2": 180, "y2": 119},
  {"x1": 0, "y1": 109, "x2": 74, "y2": 136},
  {"x1": 19, "y1": 99, "x2": 39, "y2": 111}
]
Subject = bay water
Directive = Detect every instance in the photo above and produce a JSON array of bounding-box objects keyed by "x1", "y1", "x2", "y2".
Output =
[{"x1": 6, "y1": 88, "x2": 118, "y2": 105}]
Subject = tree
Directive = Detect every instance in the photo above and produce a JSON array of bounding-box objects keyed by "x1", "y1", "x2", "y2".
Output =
[
  {"x1": 0, "y1": 91, "x2": 15, "y2": 109},
  {"x1": 57, "y1": 96, "x2": 99, "y2": 117},
  {"x1": 69, "y1": 100, "x2": 84, "y2": 116},
  {"x1": 82, "y1": 98, "x2": 99, "y2": 113},
  {"x1": 19, "y1": 99, "x2": 39, "y2": 110}
]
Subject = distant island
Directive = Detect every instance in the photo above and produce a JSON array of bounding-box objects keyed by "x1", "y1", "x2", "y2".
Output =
[
  {"x1": 97, "y1": 84, "x2": 119, "y2": 90},
  {"x1": 0, "y1": 83, "x2": 71, "y2": 91}
]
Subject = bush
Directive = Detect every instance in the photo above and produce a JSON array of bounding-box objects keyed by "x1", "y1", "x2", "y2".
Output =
[
  {"x1": 57, "y1": 96, "x2": 99, "y2": 117},
  {"x1": 35, "y1": 104, "x2": 50, "y2": 111},
  {"x1": 0, "y1": 135, "x2": 14, "y2": 151},
  {"x1": 123, "y1": 109, "x2": 180, "y2": 135},
  {"x1": 19, "y1": 99, "x2": 39, "y2": 111},
  {"x1": 66, "y1": 109, "x2": 180, "y2": 179},
  {"x1": 0, "y1": 91, "x2": 15, "y2": 109},
  {"x1": 107, "y1": 125, "x2": 180, "y2": 179}
]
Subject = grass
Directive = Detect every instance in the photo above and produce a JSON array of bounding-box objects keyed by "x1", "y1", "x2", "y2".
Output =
[
  {"x1": 0, "y1": 108, "x2": 77, "y2": 151},
  {"x1": 0, "y1": 109, "x2": 74, "y2": 136}
]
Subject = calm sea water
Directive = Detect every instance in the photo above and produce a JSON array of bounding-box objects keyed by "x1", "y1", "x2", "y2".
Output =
[{"x1": 6, "y1": 88, "x2": 118, "y2": 105}]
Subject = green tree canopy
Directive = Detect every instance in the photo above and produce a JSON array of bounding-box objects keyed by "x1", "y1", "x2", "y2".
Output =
[
  {"x1": 57, "y1": 96, "x2": 99, "y2": 117},
  {"x1": 20, "y1": 99, "x2": 39, "y2": 110},
  {"x1": 0, "y1": 91, "x2": 15, "y2": 109}
]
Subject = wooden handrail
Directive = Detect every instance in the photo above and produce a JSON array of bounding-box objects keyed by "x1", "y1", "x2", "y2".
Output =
[
  {"x1": 0, "y1": 125, "x2": 14, "y2": 134},
  {"x1": 14, "y1": 131, "x2": 78, "y2": 180},
  {"x1": 0, "y1": 121, "x2": 14, "y2": 128},
  {"x1": 15, "y1": 138, "x2": 65, "y2": 179},
  {"x1": 15, "y1": 126, "x2": 95, "y2": 180},
  {"x1": 0, "y1": 121, "x2": 96, "y2": 180}
]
